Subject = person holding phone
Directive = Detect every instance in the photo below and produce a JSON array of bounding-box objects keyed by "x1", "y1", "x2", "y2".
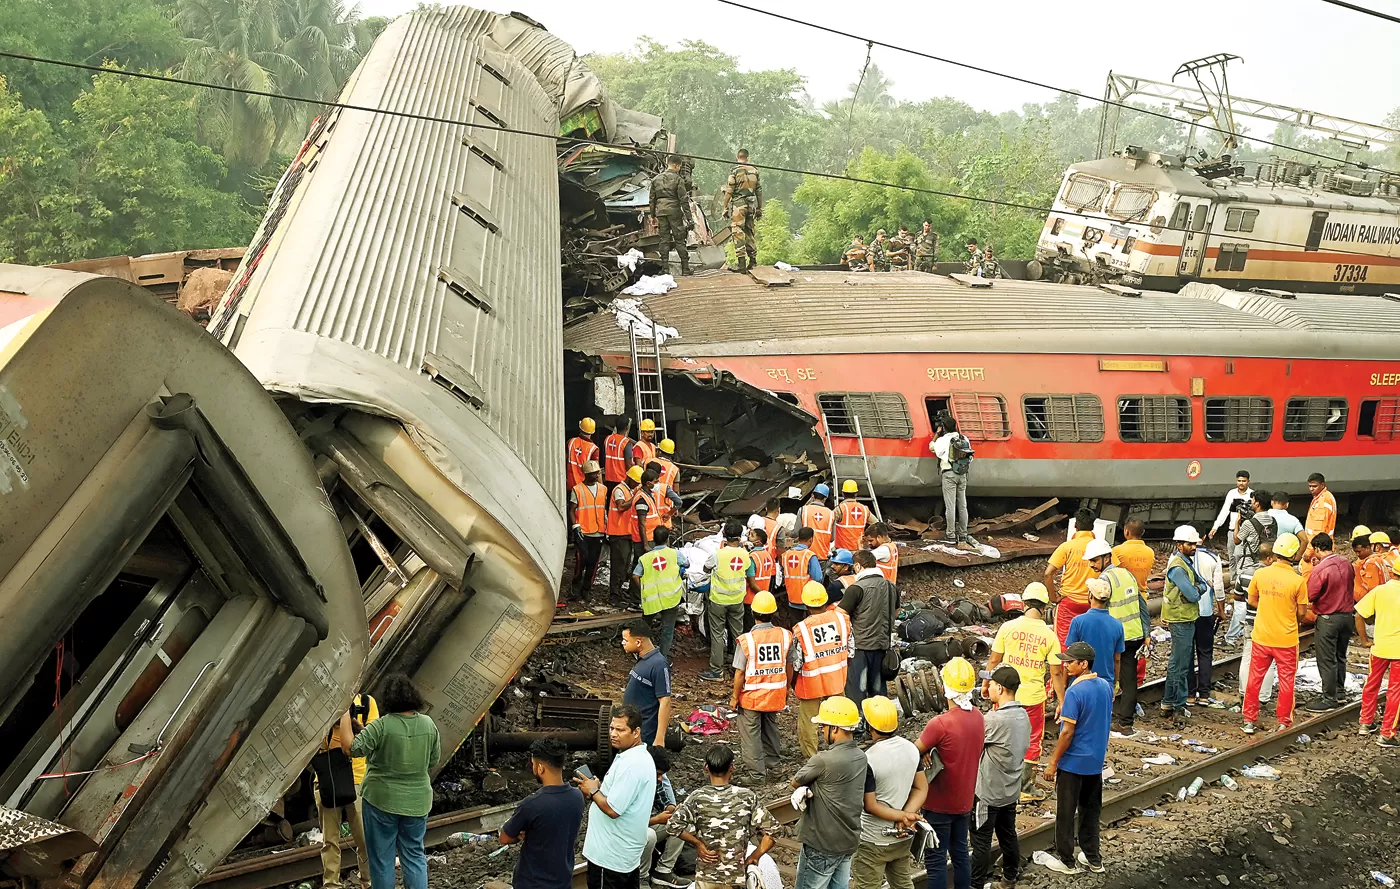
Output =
[
  {"x1": 500, "y1": 738, "x2": 585, "y2": 889},
  {"x1": 575, "y1": 706, "x2": 657, "y2": 889}
]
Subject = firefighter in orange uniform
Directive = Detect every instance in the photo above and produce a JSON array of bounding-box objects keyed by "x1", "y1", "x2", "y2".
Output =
[
  {"x1": 603, "y1": 421, "x2": 633, "y2": 492},
  {"x1": 799, "y1": 484, "x2": 836, "y2": 560},
  {"x1": 832, "y1": 479, "x2": 869, "y2": 554},
  {"x1": 569, "y1": 460, "x2": 608, "y2": 600},
  {"x1": 607, "y1": 465, "x2": 643, "y2": 607},
  {"x1": 646, "y1": 460, "x2": 684, "y2": 531},
  {"x1": 566, "y1": 418, "x2": 599, "y2": 489},
  {"x1": 782, "y1": 527, "x2": 824, "y2": 628},
  {"x1": 746, "y1": 527, "x2": 776, "y2": 632},
  {"x1": 729, "y1": 591, "x2": 793, "y2": 779},
  {"x1": 630, "y1": 418, "x2": 659, "y2": 470},
  {"x1": 865, "y1": 521, "x2": 900, "y2": 585},
  {"x1": 793, "y1": 581, "x2": 854, "y2": 758}
]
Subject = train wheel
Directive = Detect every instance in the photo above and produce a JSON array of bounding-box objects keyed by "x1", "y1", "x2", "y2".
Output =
[{"x1": 1026, "y1": 259, "x2": 1043, "y2": 281}]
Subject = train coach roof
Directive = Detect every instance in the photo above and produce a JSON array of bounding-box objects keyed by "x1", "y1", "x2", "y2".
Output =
[{"x1": 563, "y1": 271, "x2": 1399, "y2": 360}]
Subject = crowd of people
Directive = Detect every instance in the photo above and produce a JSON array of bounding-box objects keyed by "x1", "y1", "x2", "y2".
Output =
[{"x1": 840, "y1": 232, "x2": 1000, "y2": 278}]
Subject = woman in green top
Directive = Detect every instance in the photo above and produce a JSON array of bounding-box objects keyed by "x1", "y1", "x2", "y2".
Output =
[{"x1": 351, "y1": 674, "x2": 441, "y2": 889}]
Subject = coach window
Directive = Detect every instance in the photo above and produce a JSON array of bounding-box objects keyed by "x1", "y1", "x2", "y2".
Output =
[
  {"x1": 945, "y1": 393, "x2": 1011, "y2": 440},
  {"x1": 1204, "y1": 396, "x2": 1273, "y2": 442},
  {"x1": 1282, "y1": 396, "x2": 1348, "y2": 442},
  {"x1": 1118, "y1": 395, "x2": 1191, "y2": 443},
  {"x1": 1190, "y1": 205, "x2": 1209, "y2": 232},
  {"x1": 1224, "y1": 208, "x2": 1258, "y2": 232},
  {"x1": 817, "y1": 392, "x2": 912, "y2": 439},
  {"x1": 1023, "y1": 394, "x2": 1105, "y2": 442},
  {"x1": 1357, "y1": 397, "x2": 1400, "y2": 441}
]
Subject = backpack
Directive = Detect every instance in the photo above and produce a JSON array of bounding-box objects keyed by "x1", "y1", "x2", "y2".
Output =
[
  {"x1": 948, "y1": 433, "x2": 974, "y2": 475},
  {"x1": 989, "y1": 592, "x2": 1025, "y2": 618},
  {"x1": 899, "y1": 608, "x2": 951, "y2": 642},
  {"x1": 1241, "y1": 514, "x2": 1276, "y2": 557},
  {"x1": 309, "y1": 731, "x2": 357, "y2": 808}
]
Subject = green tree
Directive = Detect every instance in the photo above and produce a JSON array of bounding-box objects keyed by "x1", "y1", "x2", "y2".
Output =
[
  {"x1": 0, "y1": 76, "x2": 73, "y2": 263},
  {"x1": 754, "y1": 199, "x2": 793, "y2": 265}
]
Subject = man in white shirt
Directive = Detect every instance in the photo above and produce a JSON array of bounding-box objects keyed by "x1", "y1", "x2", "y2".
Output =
[
  {"x1": 1208, "y1": 470, "x2": 1252, "y2": 570},
  {"x1": 929, "y1": 413, "x2": 976, "y2": 551}
]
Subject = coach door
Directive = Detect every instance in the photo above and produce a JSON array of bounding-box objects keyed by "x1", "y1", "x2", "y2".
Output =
[{"x1": 1179, "y1": 201, "x2": 1212, "y2": 277}]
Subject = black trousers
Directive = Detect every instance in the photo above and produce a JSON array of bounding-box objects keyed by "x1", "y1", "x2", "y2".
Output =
[
  {"x1": 1117, "y1": 637, "x2": 1144, "y2": 725},
  {"x1": 608, "y1": 535, "x2": 638, "y2": 606},
  {"x1": 1190, "y1": 615, "x2": 1217, "y2": 698},
  {"x1": 1314, "y1": 612, "x2": 1354, "y2": 702},
  {"x1": 970, "y1": 801, "x2": 1019, "y2": 886},
  {"x1": 571, "y1": 534, "x2": 605, "y2": 597},
  {"x1": 587, "y1": 860, "x2": 639, "y2": 889},
  {"x1": 1055, "y1": 770, "x2": 1102, "y2": 867}
]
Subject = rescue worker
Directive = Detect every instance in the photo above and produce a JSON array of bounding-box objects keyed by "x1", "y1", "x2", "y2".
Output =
[
  {"x1": 916, "y1": 658, "x2": 983, "y2": 889},
  {"x1": 701, "y1": 521, "x2": 759, "y2": 682},
  {"x1": 913, "y1": 220, "x2": 939, "y2": 273},
  {"x1": 655, "y1": 439, "x2": 680, "y2": 490},
  {"x1": 866, "y1": 522, "x2": 899, "y2": 585},
  {"x1": 1162, "y1": 525, "x2": 1209, "y2": 723},
  {"x1": 1110, "y1": 519, "x2": 1155, "y2": 592},
  {"x1": 567, "y1": 418, "x2": 599, "y2": 489},
  {"x1": 800, "y1": 484, "x2": 836, "y2": 561},
  {"x1": 1356, "y1": 549, "x2": 1400, "y2": 744},
  {"x1": 748, "y1": 527, "x2": 776, "y2": 596},
  {"x1": 979, "y1": 245, "x2": 1001, "y2": 279},
  {"x1": 868, "y1": 230, "x2": 890, "y2": 272},
  {"x1": 963, "y1": 239, "x2": 984, "y2": 275},
  {"x1": 1360, "y1": 530, "x2": 1395, "y2": 601},
  {"x1": 1353, "y1": 526, "x2": 1380, "y2": 601},
  {"x1": 782, "y1": 527, "x2": 824, "y2": 628},
  {"x1": 793, "y1": 580, "x2": 854, "y2": 759},
  {"x1": 833, "y1": 480, "x2": 869, "y2": 554},
  {"x1": 983, "y1": 582, "x2": 1063, "y2": 802},
  {"x1": 634, "y1": 525, "x2": 689, "y2": 659},
  {"x1": 632, "y1": 468, "x2": 661, "y2": 550},
  {"x1": 854, "y1": 696, "x2": 925, "y2": 889},
  {"x1": 646, "y1": 460, "x2": 683, "y2": 531},
  {"x1": 603, "y1": 421, "x2": 633, "y2": 493},
  {"x1": 649, "y1": 155, "x2": 691, "y2": 277},
  {"x1": 792, "y1": 697, "x2": 867, "y2": 889},
  {"x1": 730, "y1": 591, "x2": 792, "y2": 779},
  {"x1": 885, "y1": 227, "x2": 912, "y2": 271},
  {"x1": 1085, "y1": 539, "x2": 1147, "y2": 735},
  {"x1": 318, "y1": 694, "x2": 378, "y2": 889},
  {"x1": 607, "y1": 466, "x2": 643, "y2": 607},
  {"x1": 631, "y1": 418, "x2": 659, "y2": 470},
  {"x1": 1044, "y1": 508, "x2": 1100, "y2": 646},
  {"x1": 825, "y1": 549, "x2": 856, "y2": 602},
  {"x1": 1242, "y1": 533, "x2": 1309, "y2": 734},
  {"x1": 843, "y1": 235, "x2": 870, "y2": 271},
  {"x1": 569, "y1": 460, "x2": 608, "y2": 600},
  {"x1": 722, "y1": 148, "x2": 762, "y2": 273},
  {"x1": 1306, "y1": 472, "x2": 1337, "y2": 538}
]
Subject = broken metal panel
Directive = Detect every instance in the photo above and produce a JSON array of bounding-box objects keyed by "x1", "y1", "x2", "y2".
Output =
[{"x1": 0, "y1": 806, "x2": 98, "y2": 879}]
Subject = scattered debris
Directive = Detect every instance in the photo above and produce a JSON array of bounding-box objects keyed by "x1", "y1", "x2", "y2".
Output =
[{"x1": 1241, "y1": 764, "x2": 1282, "y2": 780}]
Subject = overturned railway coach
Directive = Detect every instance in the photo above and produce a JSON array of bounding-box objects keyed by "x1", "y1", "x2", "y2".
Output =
[{"x1": 564, "y1": 272, "x2": 1400, "y2": 523}]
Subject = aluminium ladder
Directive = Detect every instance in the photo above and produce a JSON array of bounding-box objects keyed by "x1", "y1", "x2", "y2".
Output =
[
  {"x1": 629, "y1": 326, "x2": 667, "y2": 433},
  {"x1": 820, "y1": 410, "x2": 883, "y2": 522}
]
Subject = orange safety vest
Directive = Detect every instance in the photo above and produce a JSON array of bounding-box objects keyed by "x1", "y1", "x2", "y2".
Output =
[
  {"x1": 606, "y1": 482, "x2": 637, "y2": 537},
  {"x1": 762, "y1": 516, "x2": 781, "y2": 562},
  {"x1": 794, "y1": 609, "x2": 853, "y2": 699},
  {"x1": 738, "y1": 625, "x2": 792, "y2": 712},
  {"x1": 572, "y1": 482, "x2": 607, "y2": 535},
  {"x1": 749, "y1": 548, "x2": 775, "y2": 601},
  {"x1": 657, "y1": 457, "x2": 679, "y2": 489},
  {"x1": 603, "y1": 433, "x2": 632, "y2": 483},
  {"x1": 783, "y1": 547, "x2": 813, "y2": 605},
  {"x1": 566, "y1": 437, "x2": 598, "y2": 489},
  {"x1": 633, "y1": 438, "x2": 658, "y2": 468},
  {"x1": 652, "y1": 481, "x2": 674, "y2": 528},
  {"x1": 631, "y1": 489, "x2": 661, "y2": 543},
  {"x1": 799, "y1": 504, "x2": 835, "y2": 560},
  {"x1": 833, "y1": 500, "x2": 868, "y2": 553},
  {"x1": 876, "y1": 543, "x2": 899, "y2": 584},
  {"x1": 837, "y1": 574, "x2": 856, "y2": 588}
]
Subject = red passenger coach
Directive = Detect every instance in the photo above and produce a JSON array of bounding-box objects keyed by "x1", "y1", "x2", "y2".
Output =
[{"x1": 564, "y1": 271, "x2": 1400, "y2": 520}]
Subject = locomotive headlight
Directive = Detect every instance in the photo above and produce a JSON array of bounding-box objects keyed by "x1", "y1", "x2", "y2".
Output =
[
  {"x1": 1051, "y1": 217, "x2": 1065, "y2": 235},
  {"x1": 1083, "y1": 227, "x2": 1104, "y2": 244},
  {"x1": 1122, "y1": 237, "x2": 1136, "y2": 254}
]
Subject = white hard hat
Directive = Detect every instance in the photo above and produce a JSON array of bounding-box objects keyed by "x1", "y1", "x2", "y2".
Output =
[
  {"x1": 1082, "y1": 539, "x2": 1113, "y2": 561},
  {"x1": 1173, "y1": 524, "x2": 1202, "y2": 544}
]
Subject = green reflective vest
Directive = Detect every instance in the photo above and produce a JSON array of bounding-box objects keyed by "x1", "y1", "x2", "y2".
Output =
[
  {"x1": 640, "y1": 546, "x2": 684, "y2": 615},
  {"x1": 1102, "y1": 565, "x2": 1145, "y2": 641},
  {"x1": 710, "y1": 545, "x2": 751, "y2": 605},
  {"x1": 1162, "y1": 553, "x2": 1203, "y2": 624}
]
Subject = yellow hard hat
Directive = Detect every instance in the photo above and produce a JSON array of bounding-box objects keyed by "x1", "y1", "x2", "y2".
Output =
[
  {"x1": 1022, "y1": 581, "x2": 1050, "y2": 604},
  {"x1": 1274, "y1": 532, "x2": 1301, "y2": 559},
  {"x1": 801, "y1": 580, "x2": 828, "y2": 608},
  {"x1": 579, "y1": 417, "x2": 596, "y2": 434},
  {"x1": 941, "y1": 656, "x2": 976, "y2": 694},
  {"x1": 751, "y1": 590, "x2": 778, "y2": 614},
  {"x1": 1391, "y1": 550, "x2": 1400, "y2": 572},
  {"x1": 639, "y1": 418, "x2": 657, "y2": 433},
  {"x1": 1352, "y1": 524, "x2": 1373, "y2": 542},
  {"x1": 842, "y1": 479, "x2": 859, "y2": 494},
  {"x1": 658, "y1": 438, "x2": 675, "y2": 455},
  {"x1": 811, "y1": 695, "x2": 861, "y2": 729},
  {"x1": 861, "y1": 696, "x2": 899, "y2": 734},
  {"x1": 627, "y1": 465, "x2": 644, "y2": 483},
  {"x1": 1372, "y1": 531, "x2": 1392, "y2": 545}
]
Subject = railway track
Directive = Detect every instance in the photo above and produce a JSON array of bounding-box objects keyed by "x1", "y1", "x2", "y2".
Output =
[{"x1": 202, "y1": 631, "x2": 1343, "y2": 889}]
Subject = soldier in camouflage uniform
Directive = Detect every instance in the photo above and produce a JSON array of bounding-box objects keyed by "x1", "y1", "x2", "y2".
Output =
[
  {"x1": 842, "y1": 235, "x2": 870, "y2": 271},
  {"x1": 886, "y1": 226, "x2": 913, "y2": 271},
  {"x1": 670, "y1": 746, "x2": 779, "y2": 889},
  {"x1": 980, "y1": 244, "x2": 1003, "y2": 279},
  {"x1": 722, "y1": 149, "x2": 763, "y2": 272},
  {"x1": 867, "y1": 230, "x2": 890, "y2": 272},
  {"x1": 650, "y1": 156, "x2": 692, "y2": 276},
  {"x1": 964, "y1": 238, "x2": 985, "y2": 275},
  {"x1": 913, "y1": 221, "x2": 939, "y2": 273}
]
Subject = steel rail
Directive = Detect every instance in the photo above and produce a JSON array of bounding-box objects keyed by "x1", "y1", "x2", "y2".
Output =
[{"x1": 1135, "y1": 628, "x2": 1315, "y2": 706}]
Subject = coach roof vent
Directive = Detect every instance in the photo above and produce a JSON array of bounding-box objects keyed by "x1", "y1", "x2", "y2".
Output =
[
  {"x1": 1249, "y1": 287, "x2": 1297, "y2": 300},
  {"x1": 1099, "y1": 283, "x2": 1142, "y2": 298}
]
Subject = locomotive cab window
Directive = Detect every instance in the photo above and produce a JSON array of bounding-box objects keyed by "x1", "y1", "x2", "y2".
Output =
[
  {"x1": 818, "y1": 392, "x2": 912, "y2": 439},
  {"x1": 1109, "y1": 186, "x2": 1157, "y2": 220},
  {"x1": 1224, "y1": 208, "x2": 1258, "y2": 232},
  {"x1": 1283, "y1": 397, "x2": 1348, "y2": 442},
  {"x1": 1063, "y1": 175, "x2": 1110, "y2": 211},
  {"x1": 1023, "y1": 395, "x2": 1105, "y2": 442},
  {"x1": 1190, "y1": 205, "x2": 1209, "y2": 232},
  {"x1": 1118, "y1": 395, "x2": 1191, "y2": 443},
  {"x1": 1204, "y1": 397, "x2": 1272, "y2": 442},
  {"x1": 1357, "y1": 397, "x2": 1400, "y2": 441},
  {"x1": 1169, "y1": 203, "x2": 1190, "y2": 232}
]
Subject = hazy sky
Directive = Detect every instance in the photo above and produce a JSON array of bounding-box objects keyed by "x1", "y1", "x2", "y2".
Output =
[{"x1": 358, "y1": 0, "x2": 1400, "y2": 137}]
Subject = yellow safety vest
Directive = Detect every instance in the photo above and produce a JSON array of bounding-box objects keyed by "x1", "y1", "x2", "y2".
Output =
[
  {"x1": 710, "y1": 545, "x2": 751, "y2": 605},
  {"x1": 1102, "y1": 565, "x2": 1145, "y2": 641},
  {"x1": 640, "y1": 546, "x2": 684, "y2": 615}
]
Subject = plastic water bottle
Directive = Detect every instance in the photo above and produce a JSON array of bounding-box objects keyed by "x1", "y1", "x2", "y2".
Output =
[
  {"x1": 1177, "y1": 786, "x2": 1188, "y2": 801},
  {"x1": 444, "y1": 832, "x2": 492, "y2": 848},
  {"x1": 1219, "y1": 775, "x2": 1239, "y2": 791},
  {"x1": 1373, "y1": 872, "x2": 1396, "y2": 887},
  {"x1": 1187, "y1": 777, "x2": 1205, "y2": 797}
]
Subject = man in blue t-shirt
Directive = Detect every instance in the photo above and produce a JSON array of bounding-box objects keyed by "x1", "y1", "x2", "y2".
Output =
[
  {"x1": 1042, "y1": 642, "x2": 1112, "y2": 876},
  {"x1": 621, "y1": 620, "x2": 672, "y2": 748},
  {"x1": 1065, "y1": 579, "x2": 1126, "y2": 686},
  {"x1": 500, "y1": 738, "x2": 586, "y2": 889}
]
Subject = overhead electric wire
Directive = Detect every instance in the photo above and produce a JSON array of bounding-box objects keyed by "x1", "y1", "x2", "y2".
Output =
[
  {"x1": 1318, "y1": 0, "x2": 1400, "y2": 23},
  {"x1": 711, "y1": 0, "x2": 1400, "y2": 178},
  {"x1": 0, "y1": 48, "x2": 1392, "y2": 261}
]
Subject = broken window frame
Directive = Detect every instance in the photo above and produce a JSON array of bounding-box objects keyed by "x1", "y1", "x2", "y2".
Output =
[
  {"x1": 948, "y1": 393, "x2": 1011, "y2": 441},
  {"x1": 1117, "y1": 395, "x2": 1192, "y2": 443},
  {"x1": 817, "y1": 391, "x2": 913, "y2": 439},
  {"x1": 1282, "y1": 396, "x2": 1349, "y2": 442},
  {"x1": 1203, "y1": 396, "x2": 1273, "y2": 443},
  {"x1": 1021, "y1": 394, "x2": 1105, "y2": 443},
  {"x1": 1357, "y1": 397, "x2": 1400, "y2": 441}
]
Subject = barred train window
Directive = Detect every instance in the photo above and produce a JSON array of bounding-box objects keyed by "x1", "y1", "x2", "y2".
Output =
[
  {"x1": 1063, "y1": 175, "x2": 1110, "y2": 211},
  {"x1": 817, "y1": 392, "x2": 912, "y2": 439},
  {"x1": 1023, "y1": 395, "x2": 1105, "y2": 443},
  {"x1": 1118, "y1": 396, "x2": 1191, "y2": 443},
  {"x1": 1204, "y1": 397, "x2": 1273, "y2": 442},
  {"x1": 949, "y1": 393, "x2": 1011, "y2": 441},
  {"x1": 1283, "y1": 397, "x2": 1348, "y2": 442},
  {"x1": 1358, "y1": 398, "x2": 1400, "y2": 441}
]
